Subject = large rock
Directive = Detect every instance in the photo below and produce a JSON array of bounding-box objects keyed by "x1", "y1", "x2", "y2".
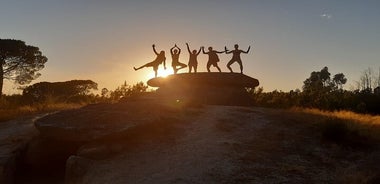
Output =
[
  {"x1": 0, "y1": 115, "x2": 41, "y2": 184},
  {"x1": 148, "y1": 72, "x2": 259, "y2": 87},
  {"x1": 35, "y1": 100, "x2": 179, "y2": 142},
  {"x1": 147, "y1": 73, "x2": 259, "y2": 106},
  {"x1": 21, "y1": 100, "x2": 185, "y2": 183}
]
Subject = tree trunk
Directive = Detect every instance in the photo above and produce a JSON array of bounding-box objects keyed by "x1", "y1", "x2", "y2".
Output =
[{"x1": 0, "y1": 62, "x2": 3, "y2": 96}]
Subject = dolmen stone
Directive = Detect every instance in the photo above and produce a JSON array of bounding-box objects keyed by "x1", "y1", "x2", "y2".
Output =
[{"x1": 147, "y1": 72, "x2": 259, "y2": 106}]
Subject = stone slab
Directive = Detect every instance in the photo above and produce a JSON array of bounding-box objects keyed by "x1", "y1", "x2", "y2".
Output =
[{"x1": 147, "y1": 73, "x2": 259, "y2": 88}]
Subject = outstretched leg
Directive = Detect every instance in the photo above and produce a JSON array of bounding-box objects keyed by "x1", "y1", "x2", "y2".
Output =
[
  {"x1": 175, "y1": 62, "x2": 187, "y2": 74},
  {"x1": 178, "y1": 62, "x2": 187, "y2": 70},
  {"x1": 237, "y1": 60, "x2": 243, "y2": 73},
  {"x1": 134, "y1": 65, "x2": 145, "y2": 71},
  {"x1": 227, "y1": 60, "x2": 234, "y2": 73},
  {"x1": 134, "y1": 62, "x2": 154, "y2": 71},
  {"x1": 207, "y1": 62, "x2": 212, "y2": 72},
  {"x1": 194, "y1": 65, "x2": 197, "y2": 73},
  {"x1": 215, "y1": 64, "x2": 222, "y2": 72}
]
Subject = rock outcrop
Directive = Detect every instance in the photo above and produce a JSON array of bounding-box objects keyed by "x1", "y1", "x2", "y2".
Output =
[
  {"x1": 147, "y1": 73, "x2": 259, "y2": 106},
  {"x1": 0, "y1": 115, "x2": 42, "y2": 184},
  {"x1": 30, "y1": 100, "x2": 185, "y2": 183},
  {"x1": 21, "y1": 73, "x2": 259, "y2": 183}
]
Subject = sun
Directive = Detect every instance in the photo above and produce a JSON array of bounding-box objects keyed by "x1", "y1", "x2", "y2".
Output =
[
  {"x1": 159, "y1": 68, "x2": 173, "y2": 77},
  {"x1": 147, "y1": 67, "x2": 173, "y2": 78}
]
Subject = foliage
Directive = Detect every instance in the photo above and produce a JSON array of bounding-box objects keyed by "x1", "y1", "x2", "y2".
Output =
[
  {"x1": 251, "y1": 66, "x2": 380, "y2": 114},
  {"x1": 249, "y1": 87, "x2": 301, "y2": 108},
  {"x1": 320, "y1": 117, "x2": 362, "y2": 147},
  {"x1": 291, "y1": 108, "x2": 380, "y2": 149},
  {"x1": 0, "y1": 81, "x2": 150, "y2": 122},
  {"x1": 0, "y1": 101, "x2": 83, "y2": 122},
  {"x1": 109, "y1": 81, "x2": 148, "y2": 101},
  {"x1": 0, "y1": 39, "x2": 47, "y2": 95},
  {"x1": 22, "y1": 80, "x2": 98, "y2": 103}
]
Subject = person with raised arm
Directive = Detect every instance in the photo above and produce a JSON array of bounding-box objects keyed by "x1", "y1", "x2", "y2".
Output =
[
  {"x1": 225, "y1": 44, "x2": 251, "y2": 73},
  {"x1": 170, "y1": 44, "x2": 187, "y2": 74},
  {"x1": 202, "y1": 46, "x2": 224, "y2": 72},
  {"x1": 186, "y1": 43, "x2": 201, "y2": 73},
  {"x1": 134, "y1": 44, "x2": 166, "y2": 77}
]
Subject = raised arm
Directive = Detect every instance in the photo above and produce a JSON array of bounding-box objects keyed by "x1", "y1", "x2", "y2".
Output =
[
  {"x1": 201, "y1": 47, "x2": 208, "y2": 54},
  {"x1": 170, "y1": 46, "x2": 175, "y2": 55},
  {"x1": 186, "y1": 43, "x2": 191, "y2": 53},
  {"x1": 242, "y1": 46, "x2": 251, "y2": 54},
  {"x1": 196, "y1": 47, "x2": 201, "y2": 55},
  {"x1": 175, "y1": 44, "x2": 181, "y2": 54},
  {"x1": 225, "y1": 46, "x2": 232, "y2": 54},
  {"x1": 152, "y1": 44, "x2": 159, "y2": 55}
]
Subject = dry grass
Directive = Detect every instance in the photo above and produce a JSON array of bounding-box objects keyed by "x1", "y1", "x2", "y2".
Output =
[
  {"x1": 0, "y1": 103, "x2": 83, "y2": 122},
  {"x1": 216, "y1": 107, "x2": 380, "y2": 183},
  {"x1": 291, "y1": 107, "x2": 380, "y2": 125},
  {"x1": 291, "y1": 107, "x2": 380, "y2": 144}
]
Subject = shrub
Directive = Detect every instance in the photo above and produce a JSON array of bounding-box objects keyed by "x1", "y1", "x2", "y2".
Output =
[{"x1": 320, "y1": 117, "x2": 372, "y2": 149}]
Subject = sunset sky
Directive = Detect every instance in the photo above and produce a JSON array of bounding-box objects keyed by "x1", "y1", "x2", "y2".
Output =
[{"x1": 1, "y1": 0, "x2": 379, "y2": 94}]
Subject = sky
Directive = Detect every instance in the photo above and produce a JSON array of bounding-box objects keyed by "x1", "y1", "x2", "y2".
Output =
[{"x1": 1, "y1": 0, "x2": 380, "y2": 94}]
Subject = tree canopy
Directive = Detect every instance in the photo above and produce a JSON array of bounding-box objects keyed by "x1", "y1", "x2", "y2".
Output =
[
  {"x1": 22, "y1": 80, "x2": 98, "y2": 103},
  {"x1": 0, "y1": 39, "x2": 47, "y2": 95},
  {"x1": 303, "y1": 66, "x2": 347, "y2": 93}
]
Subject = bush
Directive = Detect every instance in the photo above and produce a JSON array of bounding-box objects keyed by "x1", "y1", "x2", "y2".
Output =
[
  {"x1": 321, "y1": 118, "x2": 350, "y2": 142},
  {"x1": 320, "y1": 117, "x2": 372, "y2": 149}
]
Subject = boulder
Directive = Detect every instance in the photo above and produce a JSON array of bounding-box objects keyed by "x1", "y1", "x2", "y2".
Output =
[
  {"x1": 147, "y1": 73, "x2": 259, "y2": 106},
  {"x1": 148, "y1": 72, "x2": 259, "y2": 88},
  {"x1": 35, "y1": 101, "x2": 178, "y2": 142},
  {"x1": 0, "y1": 116, "x2": 40, "y2": 184},
  {"x1": 65, "y1": 156, "x2": 94, "y2": 184}
]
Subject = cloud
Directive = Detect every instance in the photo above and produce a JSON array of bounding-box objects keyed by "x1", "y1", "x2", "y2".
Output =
[{"x1": 320, "y1": 13, "x2": 332, "y2": 19}]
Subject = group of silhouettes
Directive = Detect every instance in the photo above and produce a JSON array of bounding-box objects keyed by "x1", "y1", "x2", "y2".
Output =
[{"x1": 134, "y1": 43, "x2": 251, "y2": 77}]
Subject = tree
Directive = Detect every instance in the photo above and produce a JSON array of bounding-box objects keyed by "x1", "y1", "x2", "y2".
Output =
[
  {"x1": 101, "y1": 88, "x2": 109, "y2": 98},
  {"x1": 22, "y1": 80, "x2": 97, "y2": 103},
  {"x1": 355, "y1": 67, "x2": 380, "y2": 93},
  {"x1": 302, "y1": 67, "x2": 348, "y2": 109},
  {"x1": 303, "y1": 66, "x2": 332, "y2": 93},
  {"x1": 0, "y1": 39, "x2": 47, "y2": 95},
  {"x1": 109, "y1": 81, "x2": 148, "y2": 101},
  {"x1": 332, "y1": 73, "x2": 347, "y2": 90}
]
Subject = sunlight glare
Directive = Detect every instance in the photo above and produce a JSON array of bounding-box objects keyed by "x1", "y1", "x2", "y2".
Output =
[{"x1": 147, "y1": 68, "x2": 173, "y2": 78}]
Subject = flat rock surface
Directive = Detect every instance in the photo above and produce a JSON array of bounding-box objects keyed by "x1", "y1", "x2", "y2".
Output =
[
  {"x1": 147, "y1": 73, "x2": 259, "y2": 88},
  {"x1": 35, "y1": 101, "x2": 180, "y2": 142},
  {"x1": 68, "y1": 106, "x2": 380, "y2": 183},
  {"x1": 0, "y1": 114, "x2": 47, "y2": 183},
  {"x1": 70, "y1": 106, "x2": 262, "y2": 183}
]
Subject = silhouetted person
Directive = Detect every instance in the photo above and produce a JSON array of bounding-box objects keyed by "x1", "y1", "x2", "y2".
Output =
[
  {"x1": 225, "y1": 44, "x2": 251, "y2": 73},
  {"x1": 202, "y1": 46, "x2": 224, "y2": 72},
  {"x1": 170, "y1": 44, "x2": 187, "y2": 74},
  {"x1": 134, "y1": 44, "x2": 166, "y2": 77},
  {"x1": 186, "y1": 43, "x2": 201, "y2": 73}
]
